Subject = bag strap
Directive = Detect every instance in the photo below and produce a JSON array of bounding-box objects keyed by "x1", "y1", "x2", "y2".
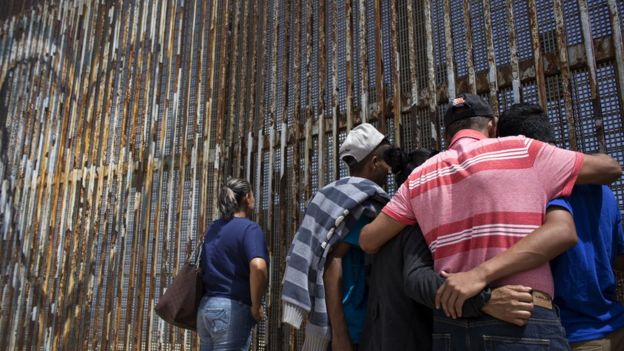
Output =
[
  {"x1": 188, "y1": 235, "x2": 204, "y2": 265},
  {"x1": 191, "y1": 239, "x2": 204, "y2": 266}
]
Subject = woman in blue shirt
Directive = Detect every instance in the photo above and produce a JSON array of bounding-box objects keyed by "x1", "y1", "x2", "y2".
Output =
[{"x1": 198, "y1": 178, "x2": 269, "y2": 351}]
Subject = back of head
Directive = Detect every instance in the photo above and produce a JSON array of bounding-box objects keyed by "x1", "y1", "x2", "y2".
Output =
[
  {"x1": 444, "y1": 94, "x2": 495, "y2": 140},
  {"x1": 384, "y1": 147, "x2": 439, "y2": 185},
  {"x1": 498, "y1": 103, "x2": 555, "y2": 143},
  {"x1": 218, "y1": 177, "x2": 252, "y2": 220}
]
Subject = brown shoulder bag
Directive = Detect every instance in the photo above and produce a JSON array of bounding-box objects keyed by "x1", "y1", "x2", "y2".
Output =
[{"x1": 154, "y1": 238, "x2": 204, "y2": 331}]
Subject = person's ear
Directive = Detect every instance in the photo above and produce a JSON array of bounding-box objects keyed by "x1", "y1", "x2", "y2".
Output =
[
  {"x1": 245, "y1": 192, "x2": 254, "y2": 207},
  {"x1": 488, "y1": 117, "x2": 498, "y2": 138},
  {"x1": 372, "y1": 154, "x2": 383, "y2": 170}
]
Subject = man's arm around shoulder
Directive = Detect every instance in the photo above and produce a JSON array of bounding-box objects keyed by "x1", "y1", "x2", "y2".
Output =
[
  {"x1": 360, "y1": 212, "x2": 406, "y2": 253},
  {"x1": 400, "y1": 226, "x2": 534, "y2": 324},
  {"x1": 577, "y1": 153, "x2": 622, "y2": 184},
  {"x1": 435, "y1": 207, "x2": 577, "y2": 318}
]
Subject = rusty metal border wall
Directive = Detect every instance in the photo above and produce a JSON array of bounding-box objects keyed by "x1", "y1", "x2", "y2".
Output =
[{"x1": 1, "y1": 1, "x2": 623, "y2": 350}]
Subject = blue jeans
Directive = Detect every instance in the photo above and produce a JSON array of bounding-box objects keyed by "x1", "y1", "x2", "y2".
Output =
[
  {"x1": 433, "y1": 306, "x2": 571, "y2": 350},
  {"x1": 197, "y1": 296, "x2": 256, "y2": 351}
]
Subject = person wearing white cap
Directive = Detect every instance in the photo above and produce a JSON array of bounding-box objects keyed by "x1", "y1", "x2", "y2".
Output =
[
  {"x1": 326, "y1": 123, "x2": 391, "y2": 350},
  {"x1": 338, "y1": 123, "x2": 391, "y2": 187},
  {"x1": 281, "y1": 123, "x2": 391, "y2": 351}
]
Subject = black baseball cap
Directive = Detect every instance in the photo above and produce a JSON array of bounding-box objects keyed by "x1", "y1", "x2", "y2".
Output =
[{"x1": 444, "y1": 93, "x2": 494, "y2": 129}]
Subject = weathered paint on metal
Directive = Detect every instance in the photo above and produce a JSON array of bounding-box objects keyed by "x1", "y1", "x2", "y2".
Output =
[
  {"x1": 390, "y1": 0, "x2": 401, "y2": 145},
  {"x1": 234, "y1": 0, "x2": 250, "y2": 179},
  {"x1": 345, "y1": 0, "x2": 354, "y2": 131},
  {"x1": 374, "y1": 0, "x2": 385, "y2": 129},
  {"x1": 424, "y1": 0, "x2": 440, "y2": 147},
  {"x1": 578, "y1": 0, "x2": 606, "y2": 152},
  {"x1": 607, "y1": 0, "x2": 624, "y2": 114},
  {"x1": 527, "y1": 0, "x2": 548, "y2": 109},
  {"x1": 228, "y1": 0, "x2": 243, "y2": 178},
  {"x1": 506, "y1": 0, "x2": 521, "y2": 103},
  {"x1": 553, "y1": 0, "x2": 577, "y2": 150},
  {"x1": 358, "y1": 0, "x2": 369, "y2": 122},
  {"x1": 443, "y1": 0, "x2": 456, "y2": 101},
  {"x1": 331, "y1": 0, "x2": 338, "y2": 182},
  {"x1": 317, "y1": 0, "x2": 326, "y2": 188},
  {"x1": 406, "y1": 0, "x2": 419, "y2": 107},
  {"x1": 246, "y1": 0, "x2": 260, "y2": 183},
  {"x1": 483, "y1": 0, "x2": 499, "y2": 113},
  {"x1": 463, "y1": 0, "x2": 477, "y2": 94}
]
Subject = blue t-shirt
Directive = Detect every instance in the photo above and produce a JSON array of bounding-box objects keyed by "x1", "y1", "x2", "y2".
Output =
[
  {"x1": 200, "y1": 217, "x2": 269, "y2": 306},
  {"x1": 548, "y1": 184, "x2": 624, "y2": 343},
  {"x1": 341, "y1": 216, "x2": 370, "y2": 344}
]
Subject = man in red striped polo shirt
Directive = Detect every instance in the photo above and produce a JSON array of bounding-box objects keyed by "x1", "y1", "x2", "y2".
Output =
[{"x1": 360, "y1": 94, "x2": 622, "y2": 350}]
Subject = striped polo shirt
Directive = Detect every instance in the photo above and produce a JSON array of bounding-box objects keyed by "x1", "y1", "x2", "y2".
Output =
[{"x1": 383, "y1": 130, "x2": 584, "y2": 296}]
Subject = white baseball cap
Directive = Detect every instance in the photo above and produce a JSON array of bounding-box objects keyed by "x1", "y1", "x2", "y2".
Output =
[{"x1": 339, "y1": 123, "x2": 386, "y2": 163}]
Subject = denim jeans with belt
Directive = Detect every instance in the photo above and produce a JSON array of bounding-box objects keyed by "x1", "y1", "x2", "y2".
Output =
[
  {"x1": 197, "y1": 296, "x2": 256, "y2": 351},
  {"x1": 432, "y1": 306, "x2": 571, "y2": 351}
]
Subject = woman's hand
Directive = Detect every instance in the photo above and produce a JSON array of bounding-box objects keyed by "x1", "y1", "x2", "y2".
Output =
[{"x1": 251, "y1": 304, "x2": 265, "y2": 321}]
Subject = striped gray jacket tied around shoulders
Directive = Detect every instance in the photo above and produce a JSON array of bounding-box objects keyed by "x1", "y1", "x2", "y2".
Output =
[{"x1": 281, "y1": 177, "x2": 389, "y2": 351}]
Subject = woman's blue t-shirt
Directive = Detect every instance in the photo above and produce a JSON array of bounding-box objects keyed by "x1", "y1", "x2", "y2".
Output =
[{"x1": 200, "y1": 217, "x2": 269, "y2": 306}]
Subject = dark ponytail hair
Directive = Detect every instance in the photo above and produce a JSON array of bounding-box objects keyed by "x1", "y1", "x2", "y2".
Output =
[{"x1": 218, "y1": 178, "x2": 252, "y2": 219}]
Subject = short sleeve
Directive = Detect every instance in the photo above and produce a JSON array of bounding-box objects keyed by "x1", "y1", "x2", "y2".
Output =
[
  {"x1": 343, "y1": 217, "x2": 370, "y2": 247},
  {"x1": 381, "y1": 181, "x2": 418, "y2": 225},
  {"x1": 530, "y1": 139, "x2": 584, "y2": 200},
  {"x1": 547, "y1": 197, "x2": 573, "y2": 214},
  {"x1": 243, "y1": 223, "x2": 270, "y2": 263}
]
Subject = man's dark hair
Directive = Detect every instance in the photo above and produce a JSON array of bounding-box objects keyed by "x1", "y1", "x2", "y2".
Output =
[
  {"x1": 384, "y1": 147, "x2": 439, "y2": 184},
  {"x1": 498, "y1": 103, "x2": 555, "y2": 143},
  {"x1": 445, "y1": 116, "x2": 492, "y2": 140},
  {"x1": 343, "y1": 139, "x2": 391, "y2": 174}
]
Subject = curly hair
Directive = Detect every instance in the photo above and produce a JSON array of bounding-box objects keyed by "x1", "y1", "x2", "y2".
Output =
[
  {"x1": 384, "y1": 147, "x2": 439, "y2": 185},
  {"x1": 498, "y1": 103, "x2": 555, "y2": 143}
]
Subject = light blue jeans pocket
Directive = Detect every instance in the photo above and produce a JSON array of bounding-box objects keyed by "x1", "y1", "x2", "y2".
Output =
[
  {"x1": 197, "y1": 296, "x2": 255, "y2": 351},
  {"x1": 202, "y1": 307, "x2": 228, "y2": 335}
]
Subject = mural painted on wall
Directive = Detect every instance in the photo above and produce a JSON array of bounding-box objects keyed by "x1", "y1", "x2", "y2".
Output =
[{"x1": 1, "y1": 0, "x2": 623, "y2": 350}]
